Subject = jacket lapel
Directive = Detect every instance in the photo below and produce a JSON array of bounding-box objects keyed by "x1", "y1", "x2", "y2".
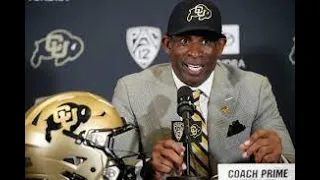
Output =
[
  {"x1": 208, "y1": 63, "x2": 237, "y2": 121},
  {"x1": 206, "y1": 63, "x2": 239, "y2": 172}
]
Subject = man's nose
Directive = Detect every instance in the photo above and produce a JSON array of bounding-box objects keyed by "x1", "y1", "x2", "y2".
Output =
[{"x1": 187, "y1": 42, "x2": 203, "y2": 58}]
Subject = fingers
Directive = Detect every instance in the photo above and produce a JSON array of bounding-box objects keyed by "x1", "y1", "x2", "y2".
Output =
[
  {"x1": 163, "y1": 139, "x2": 185, "y2": 156},
  {"x1": 254, "y1": 146, "x2": 273, "y2": 162},
  {"x1": 152, "y1": 156, "x2": 173, "y2": 174},
  {"x1": 152, "y1": 139, "x2": 185, "y2": 175},
  {"x1": 242, "y1": 129, "x2": 273, "y2": 147},
  {"x1": 241, "y1": 138, "x2": 270, "y2": 158},
  {"x1": 161, "y1": 148, "x2": 183, "y2": 167},
  {"x1": 239, "y1": 129, "x2": 282, "y2": 163},
  {"x1": 261, "y1": 153, "x2": 281, "y2": 163}
]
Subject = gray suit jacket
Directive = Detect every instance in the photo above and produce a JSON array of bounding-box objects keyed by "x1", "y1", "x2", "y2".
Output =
[{"x1": 112, "y1": 62, "x2": 295, "y2": 175}]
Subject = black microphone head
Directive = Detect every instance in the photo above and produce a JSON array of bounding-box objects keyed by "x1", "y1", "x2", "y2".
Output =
[
  {"x1": 177, "y1": 86, "x2": 195, "y2": 117},
  {"x1": 177, "y1": 86, "x2": 193, "y2": 101}
]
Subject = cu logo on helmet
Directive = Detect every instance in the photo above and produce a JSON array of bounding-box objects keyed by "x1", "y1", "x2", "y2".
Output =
[{"x1": 32, "y1": 102, "x2": 91, "y2": 142}]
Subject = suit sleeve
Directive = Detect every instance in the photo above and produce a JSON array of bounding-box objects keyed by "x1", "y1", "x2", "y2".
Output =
[
  {"x1": 111, "y1": 78, "x2": 142, "y2": 164},
  {"x1": 112, "y1": 78, "x2": 136, "y2": 124},
  {"x1": 112, "y1": 78, "x2": 155, "y2": 179},
  {"x1": 253, "y1": 77, "x2": 295, "y2": 163}
]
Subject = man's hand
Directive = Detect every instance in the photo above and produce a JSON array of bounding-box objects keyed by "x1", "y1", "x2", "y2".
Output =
[
  {"x1": 239, "y1": 129, "x2": 282, "y2": 163},
  {"x1": 151, "y1": 139, "x2": 186, "y2": 179}
]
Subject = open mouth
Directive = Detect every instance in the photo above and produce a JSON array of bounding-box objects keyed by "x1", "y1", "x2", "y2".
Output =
[{"x1": 183, "y1": 63, "x2": 204, "y2": 74}]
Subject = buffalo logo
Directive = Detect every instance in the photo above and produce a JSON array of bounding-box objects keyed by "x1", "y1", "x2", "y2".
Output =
[
  {"x1": 30, "y1": 29, "x2": 84, "y2": 68},
  {"x1": 172, "y1": 121, "x2": 184, "y2": 142},
  {"x1": 190, "y1": 122, "x2": 202, "y2": 140},
  {"x1": 289, "y1": 36, "x2": 295, "y2": 65},
  {"x1": 187, "y1": 4, "x2": 212, "y2": 22},
  {"x1": 126, "y1": 26, "x2": 161, "y2": 69},
  {"x1": 32, "y1": 102, "x2": 91, "y2": 142}
]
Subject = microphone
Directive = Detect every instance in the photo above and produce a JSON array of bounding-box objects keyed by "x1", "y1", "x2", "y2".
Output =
[
  {"x1": 175, "y1": 86, "x2": 195, "y2": 177},
  {"x1": 177, "y1": 86, "x2": 195, "y2": 119}
]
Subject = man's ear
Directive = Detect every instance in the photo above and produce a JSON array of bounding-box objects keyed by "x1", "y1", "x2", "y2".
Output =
[
  {"x1": 162, "y1": 36, "x2": 172, "y2": 54},
  {"x1": 216, "y1": 38, "x2": 227, "y2": 55}
]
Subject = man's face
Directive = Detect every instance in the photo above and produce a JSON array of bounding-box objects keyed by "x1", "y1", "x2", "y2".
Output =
[{"x1": 163, "y1": 31, "x2": 225, "y2": 87}]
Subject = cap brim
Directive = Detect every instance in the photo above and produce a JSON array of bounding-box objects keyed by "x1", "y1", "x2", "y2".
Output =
[{"x1": 168, "y1": 26, "x2": 226, "y2": 39}]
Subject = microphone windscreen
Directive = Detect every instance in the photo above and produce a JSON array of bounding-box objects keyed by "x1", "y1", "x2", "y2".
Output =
[
  {"x1": 177, "y1": 86, "x2": 194, "y2": 117},
  {"x1": 177, "y1": 86, "x2": 193, "y2": 104}
]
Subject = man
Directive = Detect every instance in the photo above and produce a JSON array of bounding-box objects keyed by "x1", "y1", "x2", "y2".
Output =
[{"x1": 112, "y1": 0, "x2": 295, "y2": 179}]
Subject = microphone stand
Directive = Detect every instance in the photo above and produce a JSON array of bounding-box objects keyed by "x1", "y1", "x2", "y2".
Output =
[
  {"x1": 167, "y1": 112, "x2": 206, "y2": 180},
  {"x1": 182, "y1": 111, "x2": 192, "y2": 176},
  {"x1": 167, "y1": 111, "x2": 196, "y2": 180},
  {"x1": 168, "y1": 86, "x2": 208, "y2": 180}
]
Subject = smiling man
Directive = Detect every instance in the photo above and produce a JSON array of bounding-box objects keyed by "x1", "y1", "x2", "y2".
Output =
[{"x1": 112, "y1": 0, "x2": 295, "y2": 179}]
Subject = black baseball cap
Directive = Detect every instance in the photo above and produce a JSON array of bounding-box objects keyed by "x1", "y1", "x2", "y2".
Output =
[{"x1": 166, "y1": 0, "x2": 225, "y2": 38}]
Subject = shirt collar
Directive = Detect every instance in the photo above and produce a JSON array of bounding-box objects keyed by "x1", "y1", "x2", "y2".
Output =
[{"x1": 171, "y1": 69, "x2": 214, "y2": 97}]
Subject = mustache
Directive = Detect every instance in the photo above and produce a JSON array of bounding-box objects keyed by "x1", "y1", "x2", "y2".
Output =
[
  {"x1": 181, "y1": 55, "x2": 218, "y2": 64},
  {"x1": 181, "y1": 56, "x2": 200, "y2": 62},
  {"x1": 181, "y1": 56, "x2": 207, "y2": 65}
]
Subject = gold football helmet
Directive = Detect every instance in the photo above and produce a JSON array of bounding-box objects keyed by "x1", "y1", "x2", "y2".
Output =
[{"x1": 25, "y1": 91, "x2": 143, "y2": 180}]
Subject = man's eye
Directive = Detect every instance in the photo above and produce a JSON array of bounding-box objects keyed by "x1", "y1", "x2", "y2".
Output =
[
  {"x1": 202, "y1": 39, "x2": 211, "y2": 45},
  {"x1": 180, "y1": 39, "x2": 189, "y2": 45}
]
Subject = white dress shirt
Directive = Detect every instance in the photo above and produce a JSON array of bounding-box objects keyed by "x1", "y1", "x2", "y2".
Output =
[{"x1": 172, "y1": 69, "x2": 214, "y2": 121}]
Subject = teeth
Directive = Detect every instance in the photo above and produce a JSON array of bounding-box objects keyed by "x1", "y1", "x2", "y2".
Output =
[
  {"x1": 187, "y1": 64, "x2": 202, "y2": 71},
  {"x1": 188, "y1": 64, "x2": 201, "y2": 68}
]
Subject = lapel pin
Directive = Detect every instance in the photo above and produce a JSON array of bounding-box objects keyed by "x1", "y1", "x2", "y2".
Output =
[{"x1": 220, "y1": 104, "x2": 231, "y2": 114}]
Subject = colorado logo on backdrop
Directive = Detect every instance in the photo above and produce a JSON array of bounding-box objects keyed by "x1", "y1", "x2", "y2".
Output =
[
  {"x1": 126, "y1": 26, "x2": 161, "y2": 69},
  {"x1": 30, "y1": 29, "x2": 84, "y2": 68},
  {"x1": 219, "y1": 24, "x2": 246, "y2": 69}
]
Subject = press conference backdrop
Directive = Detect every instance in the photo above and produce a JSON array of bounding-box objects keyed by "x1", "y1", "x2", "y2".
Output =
[{"x1": 25, "y1": 0, "x2": 295, "y2": 145}]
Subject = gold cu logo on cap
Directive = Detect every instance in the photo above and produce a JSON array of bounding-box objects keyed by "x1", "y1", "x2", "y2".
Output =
[{"x1": 187, "y1": 4, "x2": 212, "y2": 22}]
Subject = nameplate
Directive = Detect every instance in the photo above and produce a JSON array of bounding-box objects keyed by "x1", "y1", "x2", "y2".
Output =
[{"x1": 218, "y1": 163, "x2": 295, "y2": 180}]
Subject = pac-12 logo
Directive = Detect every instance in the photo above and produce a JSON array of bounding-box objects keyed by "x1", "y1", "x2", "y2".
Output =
[
  {"x1": 30, "y1": 29, "x2": 84, "y2": 68},
  {"x1": 126, "y1": 26, "x2": 161, "y2": 69},
  {"x1": 289, "y1": 36, "x2": 295, "y2": 65},
  {"x1": 172, "y1": 121, "x2": 184, "y2": 142}
]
